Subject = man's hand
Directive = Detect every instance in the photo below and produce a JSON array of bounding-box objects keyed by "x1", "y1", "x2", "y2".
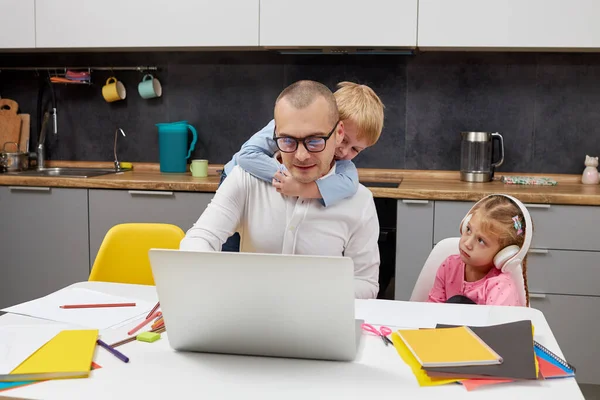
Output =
[{"x1": 272, "y1": 170, "x2": 321, "y2": 198}]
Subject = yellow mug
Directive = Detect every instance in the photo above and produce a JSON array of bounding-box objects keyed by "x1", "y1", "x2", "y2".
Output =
[
  {"x1": 102, "y1": 77, "x2": 127, "y2": 103},
  {"x1": 190, "y1": 159, "x2": 208, "y2": 178}
]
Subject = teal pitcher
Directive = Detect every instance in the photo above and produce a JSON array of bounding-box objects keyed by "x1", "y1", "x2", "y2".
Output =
[{"x1": 156, "y1": 121, "x2": 198, "y2": 173}]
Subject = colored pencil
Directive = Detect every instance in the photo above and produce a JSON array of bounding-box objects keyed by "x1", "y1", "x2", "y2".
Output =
[
  {"x1": 59, "y1": 302, "x2": 136, "y2": 309},
  {"x1": 151, "y1": 316, "x2": 164, "y2": 329},
  {"x1": 97, "y1": 339, "x2": 129, "y2": 363},
  {"x1": 146, "y1": 301, "x2": 160, "y2": 319},
  {"x1": 127, "y1": 311, "x2": 162, "y2": 336}
]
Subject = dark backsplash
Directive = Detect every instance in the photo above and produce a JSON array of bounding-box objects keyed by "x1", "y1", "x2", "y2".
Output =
[{"x1": 1, "y1": 50, "x2": 599, "y2": 174}]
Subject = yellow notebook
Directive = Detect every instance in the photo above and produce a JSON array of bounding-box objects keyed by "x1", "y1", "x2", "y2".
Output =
[
  {"x1": 391, "y1": 332, "x2": 463, "y2": 387},
  {"x1": 0, "y1": 330, "x2": 98, "y2": 382},
  {"x1": 396, "y1": 326, "x2": 503, "y2": 368}
]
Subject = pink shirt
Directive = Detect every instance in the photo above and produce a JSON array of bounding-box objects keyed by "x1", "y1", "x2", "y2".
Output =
[{"x1": 427, "y1": 254, "x2": 523, "y2": 306}]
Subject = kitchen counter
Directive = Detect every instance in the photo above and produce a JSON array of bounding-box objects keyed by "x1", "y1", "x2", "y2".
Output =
[{"x1": 1, "y1": 161, "x2": 599, "y2": 205}]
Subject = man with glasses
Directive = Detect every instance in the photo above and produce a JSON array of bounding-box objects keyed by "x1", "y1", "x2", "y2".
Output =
[{"x1": 180, "y1": 80, "x2": 380, "y2": 299}]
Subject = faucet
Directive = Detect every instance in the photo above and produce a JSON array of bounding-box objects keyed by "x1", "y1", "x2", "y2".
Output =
[
  {"x1": 36, "y1": 111, "x2": 50, "y2": 169},
  {"x1": 114, "y1": 128, "x2": 126, "y2": 170}
]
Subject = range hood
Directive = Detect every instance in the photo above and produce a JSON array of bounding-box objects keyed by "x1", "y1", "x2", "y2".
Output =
[{"x1": 273, "y1": 48, "x2": 415, "y2": 56}]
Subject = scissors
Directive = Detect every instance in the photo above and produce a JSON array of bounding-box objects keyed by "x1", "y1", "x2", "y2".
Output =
[{"x1": 361, "y1": 323, "x2": 394, "y2": 346}]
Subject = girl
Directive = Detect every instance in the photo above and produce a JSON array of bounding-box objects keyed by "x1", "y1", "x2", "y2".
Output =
[{"x1": 428, "y1": 195, "x2": 530, "y2": 306}]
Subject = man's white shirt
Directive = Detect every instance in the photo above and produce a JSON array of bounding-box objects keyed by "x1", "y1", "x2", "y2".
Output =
[{"x1": 180, "y1": 165, "x2": 380, "y2": 299}]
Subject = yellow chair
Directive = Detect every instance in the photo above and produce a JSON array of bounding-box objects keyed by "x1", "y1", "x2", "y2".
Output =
[{"x1": 89, "y1": 223, "x2": 185, "y2": 285}]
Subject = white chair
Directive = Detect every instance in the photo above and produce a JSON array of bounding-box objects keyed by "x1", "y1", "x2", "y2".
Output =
[
  {"x1": 410, "y1": 238, "x2": 460, "y2": 302},
  {"x1": 409, "y1": 237, "x2": 528, "y2": 306}
]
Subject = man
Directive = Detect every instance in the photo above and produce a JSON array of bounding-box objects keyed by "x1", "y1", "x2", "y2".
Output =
[
  {"x1": 220, "y1": 81, "x2": 385, "y2": 252},
  {"x1": 180, "y1": 80, "x2": 380, "y2": 299}
]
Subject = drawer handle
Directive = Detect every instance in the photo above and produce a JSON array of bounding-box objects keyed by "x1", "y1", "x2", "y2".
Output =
[
  {"x1": 528, "y1": 248, "x2": 549, "y2": 254},
  {"x1": 402, "y1": 199, "x2": 429, "y2": 204},
  {"x1": 128, "y1": 190, "x2": 174, "y2": 196},
  {"x1": 525, "y1": 204, "x2": 551, "y2": 209},
  {"x1": 529, "y1": 293, "x2": 547, "y2": 299},
  {"x1": 9, "y1": 186, "x2": 51, "y2": 192}
]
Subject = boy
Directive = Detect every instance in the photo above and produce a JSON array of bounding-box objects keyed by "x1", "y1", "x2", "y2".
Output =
[{"x1": 221, "y1": 81, "x2": 385, "y2": 251}]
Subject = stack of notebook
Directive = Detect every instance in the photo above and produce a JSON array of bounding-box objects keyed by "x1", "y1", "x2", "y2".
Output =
[
  {"x1": 0, "y1": 328, "x2": 99, "y2": 394},
  {"x1": 392, "y1": 320, "x2": 575, "y2": 390}
]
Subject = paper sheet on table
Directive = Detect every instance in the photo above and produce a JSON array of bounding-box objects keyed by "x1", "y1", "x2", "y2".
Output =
[
  {"x1": 1, "y1": 288, "x2": 154, "y2": 329},
  {"x1": 0, "y1": 326, "x2": 63, "y2": 374},
  {"x1": 356, "y1": 300, "x2": 490, "y2": 328}
]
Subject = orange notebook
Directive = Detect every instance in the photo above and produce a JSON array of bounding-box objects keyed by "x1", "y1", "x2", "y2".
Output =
[{"x1": 396, "y1": 326, "x2": 503, "y2": 368}]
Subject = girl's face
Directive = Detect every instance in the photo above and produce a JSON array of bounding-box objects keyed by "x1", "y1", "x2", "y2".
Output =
[{"x1": 459, "y1": 213, "x2": 503, "y2": 272}]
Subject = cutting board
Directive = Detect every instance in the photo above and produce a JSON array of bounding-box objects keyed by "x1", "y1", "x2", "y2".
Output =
[
  {"x1": 19, "y1": 114, "x2": 30, "y2": 152},
  {"x1": 0, "y1": 99, "x2": 22, "y2": 151}
]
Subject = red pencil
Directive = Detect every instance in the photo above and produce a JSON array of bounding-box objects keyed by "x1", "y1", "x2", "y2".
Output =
[
  {"x1": 59, "y1": 303, "x2": 137, "y2": 309},
  {"x1": 146, "y1": 301, "x2": 160, "y2": 319},
  {"x1": 127, "y1": 311, "x2": 162, "y2": 336}
]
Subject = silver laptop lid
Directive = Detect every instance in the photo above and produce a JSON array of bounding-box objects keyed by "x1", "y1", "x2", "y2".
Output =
[{"x1": 149, "y1": 249, "x2": 358, "y2": 361}]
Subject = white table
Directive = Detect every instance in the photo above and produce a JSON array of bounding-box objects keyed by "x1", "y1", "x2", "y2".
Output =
[{"x1": 0, "y1": 282, "x2": 584, "y2": 399}]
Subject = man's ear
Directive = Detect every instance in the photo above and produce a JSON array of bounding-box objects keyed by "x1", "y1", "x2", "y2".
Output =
[{"x1": 335, "y1": 121, "x2": 345, "y2": 146}]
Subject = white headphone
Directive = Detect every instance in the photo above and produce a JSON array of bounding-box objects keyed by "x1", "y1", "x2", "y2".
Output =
[{"x1": 459, "y1": 194, "x2": 533, "y2": 273}]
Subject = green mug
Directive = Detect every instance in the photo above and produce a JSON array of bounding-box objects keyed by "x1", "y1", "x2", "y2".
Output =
[
  {"x1": 138, "y1": 74, "x2": 162, "y2": 99},
  {"x1": 190, "y1": 159, "x2": 208, "y2": 178}
]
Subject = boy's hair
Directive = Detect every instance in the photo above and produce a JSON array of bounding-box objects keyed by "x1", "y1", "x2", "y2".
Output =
[
  {"x1": 471, "y1": 195, "x2": 531, "y2": 306},
  {"x1": 276, "y1": 80, "x2": 339, "y2": 126},
  {"x1": 334, "y1": 82, "x2": 384, "y2": 146}
]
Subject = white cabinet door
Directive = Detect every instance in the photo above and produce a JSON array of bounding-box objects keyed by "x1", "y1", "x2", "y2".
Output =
[
  {"x1": 35, "y1": 0, "x2": 259, "y2": 48},
  {"x1": 418, "y1": 0, "x2": 600, "y2": 50},
  {"x1": 0, "y1": 0, "x2": 35, "y2": 48},
  {"x1": 260, "y1": 0, "x2": 417, "y2": 47}
]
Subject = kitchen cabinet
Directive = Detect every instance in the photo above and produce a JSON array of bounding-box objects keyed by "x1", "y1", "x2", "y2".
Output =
[
  {"x1": 394, "y1": 199, "x2": 434, "y2": 300},
  {"x1": 0, "y1": 0, "x2": 35, "y2": 49},
  {"x1": 88, "y1": 189, "x2": 213, "y2": 267},
  {"x1": 530, "y1": 294, "x2": 600, "y2": 384},
  {"x1": 0, "y1": 186, "x2": 89, "y2": 309},
  {"x1": 35, "y1": 0, "x2": 259, "y2": 49},
  {"x1": 418, "y1": 0, "x2": 600, "y2": 50},
  {"x1": 259, "y1": 0, "x2": 418, "y2": 48}
]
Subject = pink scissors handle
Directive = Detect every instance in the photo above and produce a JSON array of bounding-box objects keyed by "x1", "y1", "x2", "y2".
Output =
[
  {"x1": 379, "y1": 326, "x2": 392, "y2": 336},
  {"x1": 361, "y1": 323, "x2": 380, "y2": 336}
]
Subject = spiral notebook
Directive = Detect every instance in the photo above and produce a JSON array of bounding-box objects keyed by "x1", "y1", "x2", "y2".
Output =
[{"x1": 534, "y1": 341, "x2": 576, "y2": 378}]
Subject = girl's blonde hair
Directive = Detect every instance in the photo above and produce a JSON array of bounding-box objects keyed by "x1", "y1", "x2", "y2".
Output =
[
  {"x1": 471, "y1": 195, "x2": 530, "y2": 306},
  {"x1": 334, "y1": 82, "x2": 385, "y2": 146}
]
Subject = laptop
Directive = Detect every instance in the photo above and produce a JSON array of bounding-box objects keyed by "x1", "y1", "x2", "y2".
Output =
[{"x1": 148, "y1": 249, "x2": 361, "y2": 361}]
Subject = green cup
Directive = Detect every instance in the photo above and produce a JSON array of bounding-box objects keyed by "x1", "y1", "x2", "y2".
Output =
[
  {"x1": 138, "y1": 74, "x2": 162, "y2": 99},
  {"x1": 190, "y1": 159, "x2": 208, "y2": 178}
]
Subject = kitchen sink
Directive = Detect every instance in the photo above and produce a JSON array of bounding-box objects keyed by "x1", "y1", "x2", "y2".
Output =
[{"x1": 4, "y1": 167, "x2": 132, "y2": 178}]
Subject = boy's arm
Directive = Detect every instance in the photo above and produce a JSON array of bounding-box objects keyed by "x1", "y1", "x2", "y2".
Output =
[
  {"x1": 315, "y1": 160, "x2": 359, "y2": 206},
  {"x1": 236, "y1": 120, "x2": 281, "y2": 184},
  {"x1": 273, "y1": 160, "x2": 359, "y2": 207}
]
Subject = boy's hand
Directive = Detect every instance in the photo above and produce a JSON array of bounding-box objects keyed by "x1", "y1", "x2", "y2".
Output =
[
  {"x1": 272, "y1": 170, "x2": 322, "y2": 199},
  {"x1": 272, "y1": 170, "x2": 305, "y2": 197}
]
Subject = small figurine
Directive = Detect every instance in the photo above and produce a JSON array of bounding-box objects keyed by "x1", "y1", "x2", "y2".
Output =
[{"x1": 582, "y1": 155, "x2": 600, "y2": 184}]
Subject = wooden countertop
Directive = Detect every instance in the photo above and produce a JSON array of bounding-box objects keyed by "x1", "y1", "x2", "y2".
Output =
[{"x1": 1, "y1": 161, "x2": 599, "y2": 206}]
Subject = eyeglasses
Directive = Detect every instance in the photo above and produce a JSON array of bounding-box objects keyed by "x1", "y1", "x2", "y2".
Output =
[{"x1": 273, "y1": 121, "x2": 339, "y2": 153}]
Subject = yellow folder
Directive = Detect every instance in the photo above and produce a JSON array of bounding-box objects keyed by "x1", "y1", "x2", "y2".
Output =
[
  {"x1": 396, "y1": 326, "x2": 502, "y2": 368},
  {"x1": 0, "y1": 330, "x2": 98, "y2": 382}
]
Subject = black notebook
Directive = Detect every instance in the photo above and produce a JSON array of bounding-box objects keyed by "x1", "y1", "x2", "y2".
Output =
[{"x1": 423, "y1": 320, "x2": 538, "y2": 380}]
